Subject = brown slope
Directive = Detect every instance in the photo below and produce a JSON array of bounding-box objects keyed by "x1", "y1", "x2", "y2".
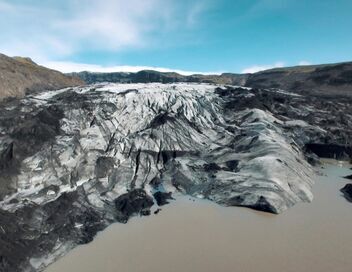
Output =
[
  {"x1": 0, "y1": 53, "x2": 84, "y2": 100},
  {"x1": 245, "y1": 62, "x2": 352, "y2": 97}
]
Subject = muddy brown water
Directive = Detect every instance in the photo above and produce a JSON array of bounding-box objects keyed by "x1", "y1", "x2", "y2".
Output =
[{"x1": 46, "y1": 162, "x2": 352, "y2": 272}]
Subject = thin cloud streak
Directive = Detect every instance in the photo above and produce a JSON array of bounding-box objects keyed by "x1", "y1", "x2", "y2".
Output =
[
  {"x1": 41, "y1": 61, "x2": 223, "y2": 76},
  {"x1": 298, "y1": 60, "x2": 312, "y2": 66},
  {"x1": 242, "y1": 60, "x2": 315, "y2": 74},
  {"x1": 241, "y1": 62, "x2": 285, "y2": 73}
]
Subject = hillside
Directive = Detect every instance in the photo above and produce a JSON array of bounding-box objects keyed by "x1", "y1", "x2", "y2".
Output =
[
  {"x1": 69, "y1": 70, "x2": 248, "y2": 86},
  {"x1": 245, "y1": 62, "x2": 352, "y2": 97},
  {"x1": 71, "y1": 61, "x2": 352, "y2": 97},
  {"x1": 0, "y1": 53, "x2": 84, "y2": 100}
]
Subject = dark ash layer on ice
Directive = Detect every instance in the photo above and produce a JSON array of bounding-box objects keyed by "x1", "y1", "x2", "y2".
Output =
[
  {"x1": 341, "y1": 184, "x2": 352, "y2": 202},
  {"x1": 0, "y1": 83, "x2": 351, "y2": 271}
]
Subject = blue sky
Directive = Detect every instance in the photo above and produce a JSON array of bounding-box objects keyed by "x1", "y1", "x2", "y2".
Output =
[{"x1": 0, "y1": 0, "x2": 351, "y2": 74}]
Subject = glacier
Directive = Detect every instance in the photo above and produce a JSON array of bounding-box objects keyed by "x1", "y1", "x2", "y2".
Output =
[{"x1": 1, "y1": 82, "x2": 351, "y2": 271}]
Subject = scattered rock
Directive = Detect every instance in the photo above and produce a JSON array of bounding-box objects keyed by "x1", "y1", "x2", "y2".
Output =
[
  {"x1": 114, "y1": 189, "x2": 154, "y2": 222},
  {"x1": 154, "y1": 208, "x2": 161, "y2": 214},
  {"x1": 153, "y1": 192, "x2": 174, "y2": 206}
]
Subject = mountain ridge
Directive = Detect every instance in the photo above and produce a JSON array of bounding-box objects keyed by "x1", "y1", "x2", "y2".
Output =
[
  {"x1": 0, "y1": 53, "x2": 84, "y2": 100},
  {"x1": 69, "y1": 70, "x2": 248, "y2": 86},
  {"x1": 69, "y1": 61, "x2": 352, "y2": 97},
  {"x1": 1, "y1": 50, "x2": 351, "y2": 100}
]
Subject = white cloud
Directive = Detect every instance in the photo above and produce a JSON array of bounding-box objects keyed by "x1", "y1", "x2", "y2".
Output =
[
  {"x1": 0, "y1": 0, "x2": 208, "y2": 59},
  {"x1": 40, "y1": 61, "x2": 222, "y2": 76},
  {"x1": 298, "y1": 60, "x2": 312, "y2": 66},
  {"x1": 0, "y1": 1, "x2": 12, "y2": 11},
  {"x1": 53, "y1": 0, "x2": 162, "y2": 50},
  {"x1": 241, "y1": 62, "x2": 285, "y2": 73}
]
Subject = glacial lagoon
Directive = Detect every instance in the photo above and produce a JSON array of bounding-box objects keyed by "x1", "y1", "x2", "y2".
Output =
[{"x1": 46, "y1": 161, "x2": 352, "y2": 272}]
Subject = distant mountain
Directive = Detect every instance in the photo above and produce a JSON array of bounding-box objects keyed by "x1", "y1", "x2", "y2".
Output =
[
  {"x1": 70, "y1": 61, "x2": 352, "y2": 97},
  {"x1": 69, "y1": 70, "x2": 248, "y2": 86},
  {"x1": 2, "y1": 50, "x2": 351, "y2": 101},
  {"x1": 245, "y1": 62, "x2": 352, "y2": 97},
  {"x1": 0, "y1": 53, "x2": 84, "y2": 100}
]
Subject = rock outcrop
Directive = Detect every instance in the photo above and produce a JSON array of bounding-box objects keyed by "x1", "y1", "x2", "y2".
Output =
[
  {"x1": 341, "y1": 184, "x2": 352, "y2": 202},
  {"x1": 0, "y1": 53, "x2": 84, "y2": 100},
  {"x1": 0, "y1": 83, "x2": 351, "y2": 271}
]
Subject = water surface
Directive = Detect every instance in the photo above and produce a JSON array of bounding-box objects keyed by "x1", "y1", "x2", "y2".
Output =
[{"x1": 46, "y1": 162, "x2": 352, "y2": 272}]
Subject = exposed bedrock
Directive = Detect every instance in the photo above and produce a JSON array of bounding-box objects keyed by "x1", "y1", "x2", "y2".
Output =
[
  {"x1": 0, "y1": 83, "x2": 351, "y2": 271},
  {"x1": 305, "y1": 144, "x2": 352, "y2": 161},
  {"x1": 341, "y1": 184, "x2": 352, "y2": 202},
  {"x1": 114, "y1": 189, "x2": 154, "y2": 222},
  {"x1": 153, "y1": 191, "x2": 174, "y2": 206}
]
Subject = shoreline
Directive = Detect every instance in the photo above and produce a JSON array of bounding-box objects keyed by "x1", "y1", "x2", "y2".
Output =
[{"x1": 45, "y1": 161, "x2": 352, "y2": 272}]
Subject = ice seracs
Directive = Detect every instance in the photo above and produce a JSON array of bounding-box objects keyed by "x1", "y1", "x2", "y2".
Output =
[
  {"x1": 4, "y1": 82, "x2": 350, "y2": 271},
  {"x1": 1, "y1": 83, "x2": 315, "y2": 214}
]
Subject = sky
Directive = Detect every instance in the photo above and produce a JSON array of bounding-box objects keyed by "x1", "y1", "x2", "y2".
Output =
[{"x1": 0, "y1": 0, "x2": 351, "y2": 74}]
